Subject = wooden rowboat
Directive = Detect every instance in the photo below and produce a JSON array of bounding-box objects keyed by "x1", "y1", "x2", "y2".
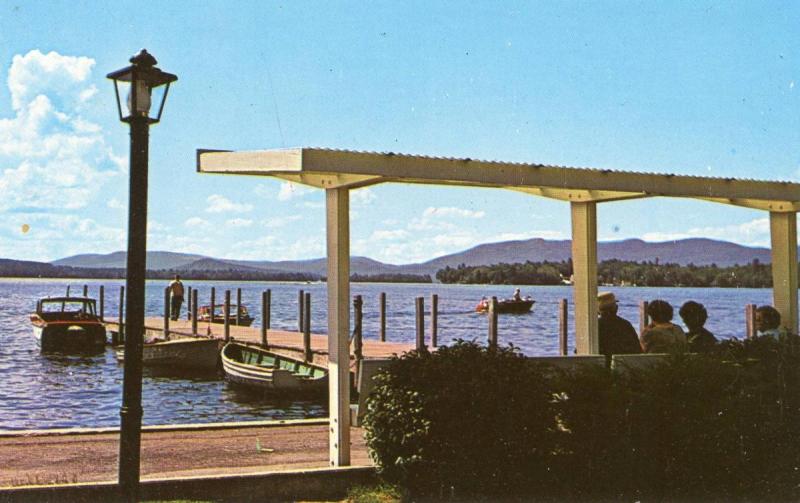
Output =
[
  {"x1": 221, "y1": 342, "x2": 327, "y2": 393},
  {"x1": 116, "y1": 337, "x2": 221, "y2": 370},
  {"x1": 197, "y1": 304, "x2": 254, "y2": 327}
]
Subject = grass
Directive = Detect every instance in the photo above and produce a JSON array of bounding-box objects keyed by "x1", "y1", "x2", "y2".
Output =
[{"x1": 345, "y1": 483, "x2": 406, "y2": 503}]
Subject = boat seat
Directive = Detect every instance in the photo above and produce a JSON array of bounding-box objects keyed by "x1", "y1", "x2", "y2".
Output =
[{"x1": 259, "y1": 355, "x2": 276, "y2": 367}]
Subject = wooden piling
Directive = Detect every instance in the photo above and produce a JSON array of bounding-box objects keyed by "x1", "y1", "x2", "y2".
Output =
[
  {"x1": 745, "y1": 303, "x2": 757, "y2": 339},
  {"x1": 558, "y1": 298, "x2": 568, "y2": 356},
  {"x1": 191, "y1": 289, "x2": 198, "y2": 336},
  {"x1": 379, "y1": 292, "x2": 387, "y2": 342},
  {"x1": 353, "y1": 295, "x2": 363, "y2": 361},
  {"x1": 186, "y1": 286, "x2": 192, "y2": 320},
  {"x1": 118, "y1": 286, "x2": 125, "y2": 343},
  {"x1": 261, "y1": 290, "x2": 270, "y2": 347},
  {"x1": 236, "y1": 288, "x2": 242, "y2": 326},
  {"x1": 210, "y1": 287, "x2": 216, "y2": 322},
  {"x1": 303, "y1": 292, "x2": 312, "y2": 362},
  {"x1": 415, "y1": 297, "x2": 425, "y2": 351},
  {"x1": 488, "y1": 296, "x2": 499, "y2": 349},
  {"x1": 224, "y1": 290, "x2": 231, "y2": 342},
  {"x1": 82, "y1": 284, "x2": 88, "y2": 297},
  {"x1": 163, "y1": 287, "x2": 170, "y2": 339},
  {"x1": 430, "y1": 294, "x2": 438, "y2": 347},
  {"x1": 639, "y1": 301, "x2": 649, "y2": 334},
  {"x1": 99, "y1": 285, "x2": 105, "y2": 322},
  {"x1": 298, "y1": 289, "x2": 305, "y2": 333}
]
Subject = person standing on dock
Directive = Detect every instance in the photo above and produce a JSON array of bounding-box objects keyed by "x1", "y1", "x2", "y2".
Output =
[
  {"x1": 168, "y1": 274, "x2": 185, "y2": 321},
  {"x1": 597, "y1": 291, "x2": 641, "y2": 356}
]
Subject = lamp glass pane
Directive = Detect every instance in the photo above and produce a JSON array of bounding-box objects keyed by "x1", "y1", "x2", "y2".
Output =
[{"x1": 126, "y1": 80, "x2": 152, "y2": 116}]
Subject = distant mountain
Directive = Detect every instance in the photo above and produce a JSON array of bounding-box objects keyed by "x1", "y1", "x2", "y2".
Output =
[{"x1": 44, "y1": 237, "x2": 779, "y2": 278}]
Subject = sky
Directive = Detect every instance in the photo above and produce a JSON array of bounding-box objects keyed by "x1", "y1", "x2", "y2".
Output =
[{"x1": 0, "y1": 1, "x2": 798, "y2": 264}]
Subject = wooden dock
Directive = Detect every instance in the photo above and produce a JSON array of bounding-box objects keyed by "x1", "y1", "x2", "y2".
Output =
[
  {"x1": 0, "y1": 420, "x2": 369, "y2": 488},
  {"x1": 104, "y1": 317, "x2": 415, "y2": 366}
]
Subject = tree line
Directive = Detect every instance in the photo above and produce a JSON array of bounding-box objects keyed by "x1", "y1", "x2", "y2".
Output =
[{"x1": 436, "y1": 258, "x2": 776, "y2": 288}]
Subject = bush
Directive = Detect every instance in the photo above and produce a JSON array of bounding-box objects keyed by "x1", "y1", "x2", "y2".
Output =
[
  {"x1": 363, "y1": 340, "x2": 559, "y2": 498},
  {"x1": 364, "y1": 336, "x2": 800, "y2": 500}
]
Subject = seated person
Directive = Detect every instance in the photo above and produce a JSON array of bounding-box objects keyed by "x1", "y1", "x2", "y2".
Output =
[
  {"x1": 597, "y1": 291, "x2": 641, "y2": 356},
  {"x1": 512, "y1": 288, "x2": 522, "y2": 301},
  {"x1": 640, "y1": 300, "x2": 687, "y2": 353},
  {"x1": 755, "y1": 305, "x2": 787, "y2": 339},
  {"x1": 679, "y1": 301, "x2": 718, "y2": 352}
]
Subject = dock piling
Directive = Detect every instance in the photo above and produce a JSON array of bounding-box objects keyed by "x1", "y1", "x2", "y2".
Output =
[
  {"x1": 303, "y1": 292, "x2": 312, "y2": 362},
  {"x1": 261, "y1": 290, "x2": 270, "y2": 347},
  {"x1": 210, "y1": 287, "x2": 216, "y2": 323},
  {"x1": 415, "y1": 297, "x2": 425, "y2": 351},
  {"x1": 488, "y1": 296, "x2": 499, "y2": 349},
  {"x1": 224, "y1": 290, "x2": 231, "y2": 342},
  {"x1": 191, "y1": 289, "x2": 198, "y2": 336},
  {"x1": 236, "y1": 288, "x2": 242, "y2": 326},
  {"x1": 379, "y1": 292, "x2": 387, "y2": 342},
  {"x1": 559, "y1": 298, "x2": 568, "y2": 356},
  {"x1": 431, "y1": 293, "x2": 438, "y2": 347},
  {"x1": 163, "y1": 286, "x2": 170, "y2": 339},
  {"x1": 639, "y1": 301, "x2": 649, "y2": 334},
  {"x1": 118, "y1": 285, "x2": 125, "y2": 344},
  {"x1": 82, "y1": 284, "x2": 88, "y2": 297},
  {"x1": 186, "y1": 286, "x2": 192, "y2": 320},
  {"x1": 99, "y1": 285, "x2": 105, "y2": 322},
  {"x1": 298, "y1": 289, "x2": 305, "y2": 333},
  {"x1": 353, "y1": 295, "x2": 363, "y2": 361},
  {"x1": 745, "y1": 303, "x2": 757, "y2": 339}
]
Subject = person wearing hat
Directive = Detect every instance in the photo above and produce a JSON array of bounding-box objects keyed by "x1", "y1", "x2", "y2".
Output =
[{"x1": 597, "y1": 291, "x2": 641, "y2": 356}]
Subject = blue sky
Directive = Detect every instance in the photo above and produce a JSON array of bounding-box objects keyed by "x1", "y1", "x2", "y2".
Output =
[{"x1": 0, "y1": 1, "x2": 798, "y2": 263}]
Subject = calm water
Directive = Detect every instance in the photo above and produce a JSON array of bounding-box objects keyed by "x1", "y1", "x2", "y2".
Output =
[{"x1": 0, "y1": 278, "x2": 772, "y2": 430}]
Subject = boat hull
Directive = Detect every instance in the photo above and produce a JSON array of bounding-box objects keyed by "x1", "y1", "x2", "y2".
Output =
[
  {"x1": 221, "y1": 342, "x2": 327, "y2": 394},
  {"x1": 475, "y1": 299, "x2": 535, "y2": 314},
  {"x1": 33, "y1": 323, "x2": 106, "y2": 352},
  {"x1": 116, "y1": 337, "x2": 221, "y2": 370}
]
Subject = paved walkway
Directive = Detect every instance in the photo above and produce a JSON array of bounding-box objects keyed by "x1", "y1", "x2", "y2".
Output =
[{"x1": 0, "y1": 421, "x2": 370, "y2": 488}]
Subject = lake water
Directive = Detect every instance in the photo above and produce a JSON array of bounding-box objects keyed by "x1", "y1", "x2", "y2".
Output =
[{"x1": 0, "y1": 278, "x2": 773, "y2": 430}]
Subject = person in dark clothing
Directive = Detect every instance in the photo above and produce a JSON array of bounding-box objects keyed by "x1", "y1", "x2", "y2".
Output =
[
  {"x1": 597, "y1": 291, "x2": 641, "y2": 356},
  {"x1": 679, "y1": 301, "x2": 717, "y2": 352}
]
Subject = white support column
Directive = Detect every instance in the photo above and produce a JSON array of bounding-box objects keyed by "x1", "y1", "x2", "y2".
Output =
[
  {"x1": 770, "y1": 211, "x2": 798, "y2": 334},
  {"x1": 571, "y1": 201, "x2": 599, "y2": 354},
  {"x1": 326, "y1": 187, "x2": 351, "y2": 466}
]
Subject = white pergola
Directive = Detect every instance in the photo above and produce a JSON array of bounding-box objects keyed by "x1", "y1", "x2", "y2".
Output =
[{"x1": 198, "y1": 147, "x2": 800, "y2": 465}]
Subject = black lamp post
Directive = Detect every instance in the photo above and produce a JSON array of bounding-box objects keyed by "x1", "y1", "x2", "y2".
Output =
[{"x1": 107, "y1": 49, "x2": 176, "y2": 501}]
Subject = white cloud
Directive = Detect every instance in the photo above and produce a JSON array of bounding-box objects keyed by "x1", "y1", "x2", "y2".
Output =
[
  {"x1": 205, "y1": 194, "x2": 253, "y2": 213},
  {"x1": 278, "y1": 182, "x2": 315, "y2": 201},
  {"x1": 422, "y1": 206, "x2": 485, "y2": 219},
  {"x1": 263, "y1": 215, "x2": 302, "y2": 228},
  {"x1": 408, "y1": 205, "x2": 485, "y2": 231},
  {"x1": 185, "y1": 217, "x2": 210, "y2": 228},
  {"x1": 0, "y1": 50, "x2": 123, "y2": 213},
  {"x1": 370, "y1": 229, "x2": 410, "y2": 241},
  {"x1": 351, "y1": 188, "x2": 377, "y2": 206},
  {"x1": 640, "y1": 218, "x2": 772, "y2": 246},
  {"x1": 226, "y1": 218, "x2": 253, "y2": 228},
  {"x1": 106, "y1": 198, "x2": 124, "y2": 209}
]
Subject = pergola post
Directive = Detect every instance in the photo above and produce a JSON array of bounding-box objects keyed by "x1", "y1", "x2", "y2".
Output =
[
  {"x1": 571, "y1": 201, "x2": 599, "y2": 354},
  {"x1": 326, "y1": 187, "x2": 351, "y2": 466},
  {"x1": 769, "y1": 211, "x2": 798, "y2": 334}
]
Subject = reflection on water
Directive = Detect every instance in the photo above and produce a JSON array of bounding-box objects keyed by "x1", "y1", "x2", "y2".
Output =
[{"x1": 0, "y1": 278, "x2": 773, "y2": 430}]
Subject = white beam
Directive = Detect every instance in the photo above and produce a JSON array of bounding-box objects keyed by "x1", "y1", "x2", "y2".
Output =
[
  {"x1": 571, "y1": 201, "x2": 599, "y2": 354},
  {"x1": 326, "y1": 187, "x2": 350, "y2": 466},
  {"x1": 770, "y1": 211, "x2": 798, "y2": 334}
]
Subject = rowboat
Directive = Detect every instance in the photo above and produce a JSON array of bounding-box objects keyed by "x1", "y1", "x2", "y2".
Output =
[
  {"x1": 475, "y1": 297, "x2": 535, "y2": 314},
  {"x1": 221, "y1": 342, "x2": 327, "y2": 393},
  {"x1": 197, "y1": 304, "x2": 254, "y2": 327},
  {"x1": 116, "y1": 337, "x2": 220, "y2": 370},
  {"x1": 30, "y1": 297, "x2": 106, "y2": 352}
]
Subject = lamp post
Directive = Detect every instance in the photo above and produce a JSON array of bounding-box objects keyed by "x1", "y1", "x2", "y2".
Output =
[{"x1": 107, "y1": 49, "x2": 176, "y2": 501}]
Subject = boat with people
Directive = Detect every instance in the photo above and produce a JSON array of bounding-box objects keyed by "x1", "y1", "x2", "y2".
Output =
[
  {"x1": 116, "y1": 336, "x2": 221, "y2": 370},
  {"x1": 475, "y1": 297, "x2": 535, "y2": 314},
  {"x1": 197, "y1": 304, "x2": 254, "y2": 326},
  {"x1": 221, "y1": 341, "x2": 327, "y2": 393},
  {"x1": 30, "y1": 296, "x2": 106, "y2": 352}
]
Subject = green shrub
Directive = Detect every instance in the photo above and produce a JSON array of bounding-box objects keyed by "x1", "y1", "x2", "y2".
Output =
[
  {"x1": 363, "y1": 340, "x2": 559, "y2": 498},
  {"x1": 364, "y1": 335, "x2": 800, "y2": 501}
]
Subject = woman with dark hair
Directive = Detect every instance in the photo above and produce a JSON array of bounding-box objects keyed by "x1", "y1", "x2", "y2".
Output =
[
  {"x1": 640, "y1": 299, "x2": 687, "y2": 353},
  {"x1": 679, "y1": 301, "x2": 717, "y2": 352},
  {"x1": 755, "y1": 305, "x2": 786, "y2": 339}
]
